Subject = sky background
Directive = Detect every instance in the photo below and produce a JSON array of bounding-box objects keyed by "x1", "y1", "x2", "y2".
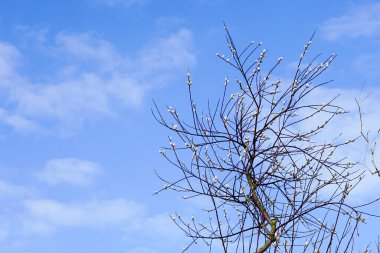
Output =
[{"x1": 0, "y1": 0, "x2": 380, "y2": 252}]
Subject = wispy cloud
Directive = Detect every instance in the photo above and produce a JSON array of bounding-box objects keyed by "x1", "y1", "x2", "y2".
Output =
[
  {"x1": 123, "y1": 213, "x2": 183, "y2": 243},
  {"x1": 21, "y1": 197, "x2": 184, "y2": 251},
  {"x1": 321, "y1": 2, "x2": 380, "y2": 41},
  {"x1": 91, "y1": 0, "x2": 147, "y2": 8},
  {"x1": 0, "y1": 28, "x2": 195, "y2": 134},
  {"x1": 0, "y1": 180, "x2": 30, "y2": 198},
  {"x1": 0, "y1": 107, "x2": 41, "y2": 134},
  {"x1": 23, "y1": 198, "x2": 143, "y2": 233},
  {"x1": 134, "y1": 28, "x2": 195, "y2": 77},
  {"x1": 36, "y1": 158, "x2": 102, "y2": 187},
  {"x1": 0, "y1": 156, "x2": 184, "y2": 252},
  {"x1": 0, "y1": 42, "x2": 21, "y2": 80},
  {"x1": 353, "y1": 51, "x2": 380, "y2": 78},
  {"x1": 294, "y1": 85, "x2": 380, "y2": 201}
]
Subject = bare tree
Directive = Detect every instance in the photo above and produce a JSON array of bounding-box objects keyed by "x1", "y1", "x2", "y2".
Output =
[{"x1": 153, "y1": 26, "x2": 380, "y2": 253}]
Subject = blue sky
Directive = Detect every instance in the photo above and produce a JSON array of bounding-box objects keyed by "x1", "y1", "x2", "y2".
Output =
[{"x1": 0, "y1": 0, "x2": 380, "y2": 252}]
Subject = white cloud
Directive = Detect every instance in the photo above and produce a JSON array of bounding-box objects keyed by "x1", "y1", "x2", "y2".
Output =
[
  {"x1": 122, "y1": 212, "x2": 186, "y2": 253},
  {"x1": 92, "y1": 0, "x2": 147, "y2": 8},
  {"x1": 123, "y1": 213, "x2": 182, "y2": 242},
  {"x1": 0, "y1": 42, "x2": 22, "y2": 81},
  {"x1": 136, "y1": 29, "x2": 195, "y2": 75},
  {"x1": 21, "y1": 197, "x2": 185, "y2": 252},
  {"x1": 0, "y1": 28, "x2": 195, "y2": 134},
  {"x1": 36, "y1": 158, "x2": 101, "y2": 186},
  {"x1": 54, "y1": 32, "x2": 122, "y2": 73},
  {"x1": 0, "y1": 180, "x2": 29, "y2": 198},
  {"x1": 353, "y1": 52, "x2": 380, "y2": 78},
  {"x1": 321, "y1": 2, "x2": 380, "y2": 40},
  {"x1": 24, "y1": 198, "x2": 143, "y2": 233},
  {"x1": 0, "y1": 175, "x2": 183, "y2": 251},
  {"x1": 295, "y1": 85, "x2": 380, "y2": 200},
  {"x1": 13, "y1": 25, "x2": 49, "y2": 51},
  {"x1": 299, "y1": 86, "x2": 379, "y2": 141},
  {"x1": 0, "y1": 161, "x2": 185, "y2": 251},
  {"x1": 0, "y1": 108, "x2": 41, "y2": 134}
]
